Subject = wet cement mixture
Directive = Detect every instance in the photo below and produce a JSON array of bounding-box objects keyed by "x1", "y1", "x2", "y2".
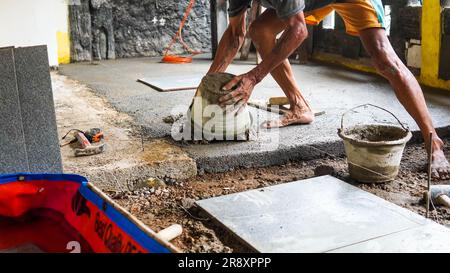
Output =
[{"x1": 53, "y1": 71, "x2": 450, "y2": 253}]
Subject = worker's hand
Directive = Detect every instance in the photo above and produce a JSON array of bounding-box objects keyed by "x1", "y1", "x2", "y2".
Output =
[{"x1": 218, "y1": 73, "x2": 257, "y2": 111}]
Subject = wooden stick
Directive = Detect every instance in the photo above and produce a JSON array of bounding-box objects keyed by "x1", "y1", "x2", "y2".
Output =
[
  {"x1": 426, "y1": 132, "x2": 433, "y2": 218},
  {"x1": 269, "y1": 96, "x2": 290, "y2": 106}
]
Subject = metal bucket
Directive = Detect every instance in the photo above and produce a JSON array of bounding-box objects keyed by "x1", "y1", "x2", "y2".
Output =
[{"x1": 338, "y1": 104, "x2": 412, "y2": 183}]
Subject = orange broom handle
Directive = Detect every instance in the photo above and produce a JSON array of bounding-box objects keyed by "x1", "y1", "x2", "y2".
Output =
[{"x1": 163, "y1": 0, "x2": 202, "y2": 57}]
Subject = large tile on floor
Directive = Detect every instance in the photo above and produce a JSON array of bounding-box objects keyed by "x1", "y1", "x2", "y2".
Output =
[
  {"x1": 196, "y1": 175, "x2": 438, "y2": 253},
  {"x1": 138, "y1": 74, "x2": 203, "y2": 92}
]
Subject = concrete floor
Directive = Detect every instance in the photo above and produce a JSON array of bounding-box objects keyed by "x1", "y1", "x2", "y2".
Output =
[{"x1": 59, "y1": 56, "x2": 450, "y2": 173}]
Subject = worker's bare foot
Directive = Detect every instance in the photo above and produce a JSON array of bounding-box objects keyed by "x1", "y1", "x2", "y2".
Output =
[
  {"x1": 262, "y1": 107, "x2": 314, "y2": 129},
  {"x1": 430, "y1": 139, "x2": 450, "y2": 180}
]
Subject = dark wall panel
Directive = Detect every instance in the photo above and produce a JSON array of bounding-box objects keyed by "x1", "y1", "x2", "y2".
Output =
[
  {"x1": 14, "y1": 46, "x2": 62, "y2": 173},
  {"x1": 0, "y1": 47, "x2": 29, "y2": 173}
]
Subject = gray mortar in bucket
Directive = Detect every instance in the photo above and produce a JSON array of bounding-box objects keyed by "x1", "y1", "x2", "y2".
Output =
[{"x1": 338, "y1": 104, "x2": 412, "y2": 183}]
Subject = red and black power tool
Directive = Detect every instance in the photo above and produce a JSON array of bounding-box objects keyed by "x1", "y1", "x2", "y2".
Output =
[
  {"x1": 61, "y1": 128, "x2": 104, "y2": 146},
  {"x1": 60, "y1": 128, "x2": 105, "y2": 156}
]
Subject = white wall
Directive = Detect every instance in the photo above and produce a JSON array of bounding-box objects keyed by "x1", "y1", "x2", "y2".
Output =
[{"x1": 0, "y1": 0, "x2": 69, "y2": 66}]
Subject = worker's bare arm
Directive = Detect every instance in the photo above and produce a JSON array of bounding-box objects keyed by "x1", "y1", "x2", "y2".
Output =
[
  {"x1": 207, "y1": 11, "x2": 247, "y2": 74},
  {"x1": 219, "y1": 12, "x2": 308, "y2": 107}
]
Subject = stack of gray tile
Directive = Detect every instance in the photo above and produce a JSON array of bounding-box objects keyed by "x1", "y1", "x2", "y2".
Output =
[{"x1": 0, "y1": 46, "x2": 62, "y2": 174}]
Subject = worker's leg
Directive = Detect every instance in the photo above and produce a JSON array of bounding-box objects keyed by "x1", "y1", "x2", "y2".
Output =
[
  {"x1": 248, "y1": 9, "x2": 314, "y2": 128},
  {"x1": 359, "y1": 28, "x2": 450, "y2": 180}
]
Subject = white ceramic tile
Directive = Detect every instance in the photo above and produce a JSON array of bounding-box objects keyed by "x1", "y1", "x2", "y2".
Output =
[{"x1": 197, "y1": 176, "x2": 436, "y2": 253}]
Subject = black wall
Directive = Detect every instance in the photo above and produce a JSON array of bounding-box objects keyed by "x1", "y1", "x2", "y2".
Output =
[{"x1": 69, "y1": 0, "x2": 211, "y2": 62}]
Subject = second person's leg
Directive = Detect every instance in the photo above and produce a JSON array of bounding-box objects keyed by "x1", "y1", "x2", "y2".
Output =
[{"x1": 359, "y1": 28, "x2": 449, "y2": 180}]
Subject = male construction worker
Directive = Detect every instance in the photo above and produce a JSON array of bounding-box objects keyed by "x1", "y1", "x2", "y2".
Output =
[{"x1": 207, "y1": 0, "x2": 450, "y2": 180}]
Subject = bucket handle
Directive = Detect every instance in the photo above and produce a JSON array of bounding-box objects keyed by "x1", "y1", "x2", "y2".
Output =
[{"x1": 340, "y1": 104, "x2": 408, "y2": 132}]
